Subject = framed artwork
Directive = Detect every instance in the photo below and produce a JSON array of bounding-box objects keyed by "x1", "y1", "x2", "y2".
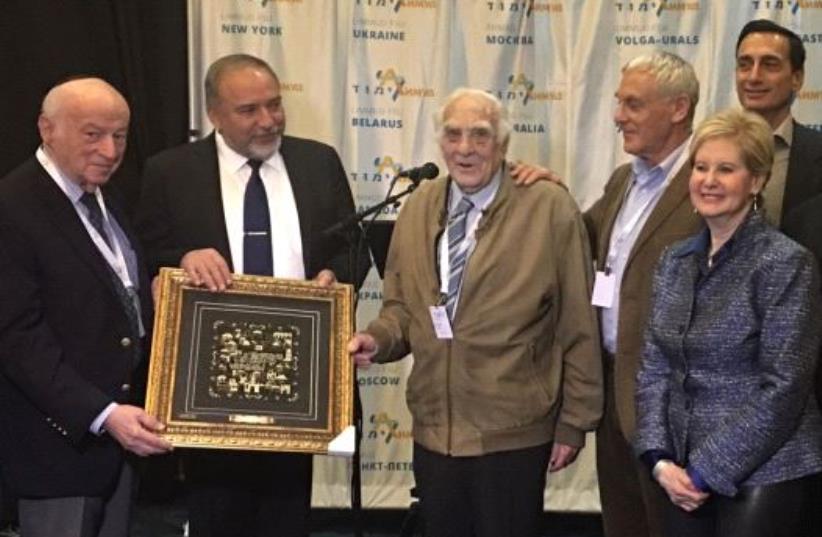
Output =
[{"x1": 145, "y1": 268, "x2": 354, "y2": 454}]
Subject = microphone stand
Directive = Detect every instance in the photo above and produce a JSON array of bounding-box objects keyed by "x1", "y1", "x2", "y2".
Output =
[
  {"x1": 322, "y1": 180, "x2": 420, "y2": 239},
  {"x1": 325, "y1": 177, "x2": 421, "y2": 537}
]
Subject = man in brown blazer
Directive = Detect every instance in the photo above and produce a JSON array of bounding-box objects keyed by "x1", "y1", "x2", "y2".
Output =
[{"x1": 583, "y1": 51, "x2": 702, "y2": 537}]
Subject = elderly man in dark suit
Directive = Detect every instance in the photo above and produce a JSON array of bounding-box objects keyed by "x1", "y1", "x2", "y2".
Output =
[
  {"x1": 0, "y1": 77, "x2": 172, "y2": 537},
  {"x1": 136, "y1": 54, "x2": 367, "y2": 537}
]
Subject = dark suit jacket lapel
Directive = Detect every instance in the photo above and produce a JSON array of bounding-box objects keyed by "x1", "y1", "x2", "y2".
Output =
[
  {"x1": 34, "y1": 165, "x2": 124, "y2": 303},
  {"x1": 279, "y1": 136, "x2": 314, "y2": 271},
  {"x1": 626, "y1": 163, "x2": 691, "y2": 268},
  {"x1": 782, "y1": 122, "x2": 822, "y2": 225},
  {"x1": 198, "y1": 135, "x2": 233, "y2": 267},
  {"x1": 597, "y1": 167, "x2": 632, "y2": 270}
]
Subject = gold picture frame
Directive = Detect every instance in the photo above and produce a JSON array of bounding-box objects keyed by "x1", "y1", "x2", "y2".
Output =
[{"x1": 145, "y1": 268, "x2": 354, "y2": 454}]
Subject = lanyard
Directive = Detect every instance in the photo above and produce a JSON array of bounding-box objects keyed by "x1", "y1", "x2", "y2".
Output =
[
  {"x1": 605, "y1": 147, "x2": 690, "y2": 271},
  {"x1": 604, "y1": 182, "x2": 664, "y2": 272},
  {"x1": 79, "y1": 200, "x2": 135, "y2": 291}
]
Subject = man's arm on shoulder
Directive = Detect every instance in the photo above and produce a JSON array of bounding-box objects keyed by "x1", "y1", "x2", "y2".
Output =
[{"x1": 508, "y1": 161, "x2": 564, "y2": 187}]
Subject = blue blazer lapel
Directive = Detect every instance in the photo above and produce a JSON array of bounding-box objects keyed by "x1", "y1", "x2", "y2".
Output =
[{"x1": 34, "y1": 166, "x2": 127, "y2": 305}]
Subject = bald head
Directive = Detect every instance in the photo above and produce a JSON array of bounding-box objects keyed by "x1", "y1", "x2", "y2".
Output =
[
  {"x1": 38, "y1": 78, "x2": 130, "y2": 191},
  {"x1": 41, "y1": 78, "x2": 129, "y2": 124}
]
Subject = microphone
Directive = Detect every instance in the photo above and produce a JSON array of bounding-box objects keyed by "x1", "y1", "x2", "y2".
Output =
[{"x1": 397, "y1": 162, "x2": 439, "y2": 183}]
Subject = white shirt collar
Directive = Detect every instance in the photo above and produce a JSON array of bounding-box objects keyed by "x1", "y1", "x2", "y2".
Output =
[
  {"x1": 631, "y1": 136, "x2": 690, "y2": 188},
  {"x1": 448, "y1": 165, "x2": 503, "y2": 212},
  {"x1": 36, "y1": 146, "x2": 98, "y2": 204},
  {"x1": 214, "y1": 131, "x2": 286, "y2": 174}
]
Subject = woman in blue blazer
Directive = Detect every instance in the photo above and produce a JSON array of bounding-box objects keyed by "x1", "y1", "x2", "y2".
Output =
[{"x1": 634, "y1": 108, "x2": 822, "y2": 537}]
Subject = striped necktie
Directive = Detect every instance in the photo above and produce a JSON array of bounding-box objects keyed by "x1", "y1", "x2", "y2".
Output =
[
  {"x1": 79, "y1": 192, "x2": 112, "y2": 249},
  {"x1": 445, "y1": 196, "x2": 474, "y2": 319},
  {"x1": 243, "y1": 159, "x2": 274, "y2": 276}
]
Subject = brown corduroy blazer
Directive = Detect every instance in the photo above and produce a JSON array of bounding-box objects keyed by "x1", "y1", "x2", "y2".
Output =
[{"x1": 584, "y1": 161, "x2": 702, "y2": 440}]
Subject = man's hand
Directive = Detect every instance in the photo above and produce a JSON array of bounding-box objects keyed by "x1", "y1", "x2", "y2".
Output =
[
  {"x1": 509, "y1": 161, "x2": 564, "y2": 187},
  {"x1": 655, "y1": 462, "x2": 710, "y2": 512},
  {"x1": 348, "y1": 333, "x2": 378, "y2": 368},
  {"x1": 180, "y1": 248, "x2": 232, "y2": 291},
  {"x1": 314, "y1": 269, "x2": 337, "y2": 288},
  {"x1": 151, "y1": 275, "x2": 161, "y2": 304},
  {"x1": 103, "y1": 405, "x2": 173, "y2": 457},
  {"x1": 549, "y1": 442, "x2": 580, "y2": 472}
]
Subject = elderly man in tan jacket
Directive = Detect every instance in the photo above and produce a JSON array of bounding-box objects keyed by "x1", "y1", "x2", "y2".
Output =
[{"x1": 348, "y1": 88, "x2": 603, "y2": 537}]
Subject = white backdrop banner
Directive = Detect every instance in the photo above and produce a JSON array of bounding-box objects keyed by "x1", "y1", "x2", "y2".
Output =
[{"x1": 186, "y1": 0, "x2": 822, "y2": 511}]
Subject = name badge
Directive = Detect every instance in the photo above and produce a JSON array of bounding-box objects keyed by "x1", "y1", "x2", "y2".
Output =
[
  {"x1": 592, "y1": 270, "x2": 616, "y2": 308},
  {"x1": 429, "y1": 305, "x2": 453, "y2": 339}
]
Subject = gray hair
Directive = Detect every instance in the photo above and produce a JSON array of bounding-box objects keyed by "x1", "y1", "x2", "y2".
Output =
[
  {"x1": 204, "y1": 54, "x2": 279, "y2": 110},
  {"x1": 623, "y1": 51, "x2": 700, "y2": 124},
  {"x1": 434, "y1": 88, "x2": 511, "y2": 149}
]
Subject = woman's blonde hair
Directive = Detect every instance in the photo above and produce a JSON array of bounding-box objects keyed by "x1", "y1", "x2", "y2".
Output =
[{"x1": 690, "y1": 108, "x2": 774, "y2": 184}]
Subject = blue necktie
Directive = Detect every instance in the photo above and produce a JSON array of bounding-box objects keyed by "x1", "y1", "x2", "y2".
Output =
[
  {"x1": 243, "y1": 160, "x2": 273, "y2": 276},
  {"x1": 446, "y1": 196, "x2": 474, "y2": 319}
]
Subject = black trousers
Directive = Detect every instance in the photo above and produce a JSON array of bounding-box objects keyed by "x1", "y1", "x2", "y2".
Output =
[
  {"x1": 663, "y1": 473, "x2": 821, "y2": 537},
  {"x1": 413, "y1": 442, "x2": 550, "y2": 537},
  {"x1": 185, "y1": 450, "x2": 312, "y2": 537},
  {"x1": 0, "y1": 469, "x2": 16, "y2": 526}
]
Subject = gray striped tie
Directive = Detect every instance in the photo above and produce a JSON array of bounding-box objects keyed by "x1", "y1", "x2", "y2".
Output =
[{"x1": 446, "y1": 196, "x2": 474, "y2": 319}]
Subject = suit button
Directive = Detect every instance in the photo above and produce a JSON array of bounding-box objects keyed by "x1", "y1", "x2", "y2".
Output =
[
  {"x1": 120, "y1": 384, "x2": 131, "y2": 392},
  {"x1": 120, "y1": 337, "x2": 132, "y2": 348},
  {"x1": 677, "y1": 325, "x2": 685, "y2": 335},
  {"x1": 684, "y1": 399, "x2": 692, "y2": 411}
]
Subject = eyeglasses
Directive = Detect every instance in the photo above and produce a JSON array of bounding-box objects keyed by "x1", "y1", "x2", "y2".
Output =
[{"x1": 442, "y1": 126, "x2": 495, "y2": 146}]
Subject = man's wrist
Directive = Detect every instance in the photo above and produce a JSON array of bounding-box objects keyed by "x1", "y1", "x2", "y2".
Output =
[{"x1": 90, "y1": 402, "x2": 119, "y2": 435}]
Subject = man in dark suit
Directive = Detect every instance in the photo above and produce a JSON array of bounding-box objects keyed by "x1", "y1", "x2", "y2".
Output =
[
  {"x1": 136, "y1": 54, "x2": 367, "y2": 537},
  {"x1": 738, "y1": 21, "x2": 822, "y2": 535},
  {"x1": 0, "y1": 78, "x2": 172, "y2": 537},
  {"x1": 735, "y1": 19, "x2": 822, "y2": 228}
]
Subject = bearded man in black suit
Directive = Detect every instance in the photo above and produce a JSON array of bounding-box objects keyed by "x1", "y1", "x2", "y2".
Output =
[{"x1": 136, "y1": 54, "x2": 367, "y2": 537}]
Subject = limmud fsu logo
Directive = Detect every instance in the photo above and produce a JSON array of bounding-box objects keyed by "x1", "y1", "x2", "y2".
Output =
[
  {"x1": 349, "y1": 156, "x2": 404, "y2": 183},
  {"x1": 487, "y1": 73, "x2": 562, "y2": 106},
  {"x1": 355, "y1": 0, "x2": 437, "y2": 12},
  {"x1": 614, "y1": 1, "x2": 699, "y2": 15},
  {"x1": 351, "y1": 68, "x2": 435, "y2": 102},
  {"x1": 368, "y1": 412, "x2": 412, "y2": 444}
]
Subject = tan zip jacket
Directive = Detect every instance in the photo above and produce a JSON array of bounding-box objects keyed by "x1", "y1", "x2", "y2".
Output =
[{"x1": 367, "y1": 172, "x2": 603, "y2": 456}]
